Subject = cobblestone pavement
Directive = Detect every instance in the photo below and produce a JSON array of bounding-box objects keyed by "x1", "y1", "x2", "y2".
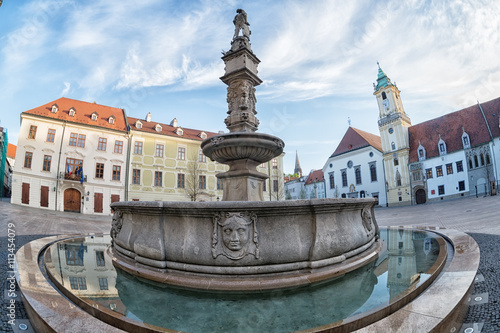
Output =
[{"x1": 1, "y1": 195, "x2": 499, "y2": 332}]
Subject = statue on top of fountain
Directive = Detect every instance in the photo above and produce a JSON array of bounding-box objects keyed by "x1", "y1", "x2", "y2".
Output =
[{"x1": 228, "y1": 9, "x2": 252, "y2": 53}]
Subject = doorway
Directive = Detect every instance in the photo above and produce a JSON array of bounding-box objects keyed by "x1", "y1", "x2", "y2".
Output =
[
  {"x1": 64, "y1": 188, "x2": 81, "y2": 212},
  {"x1": 415, "y1": 189, "x2": 426, "y2": 205}
]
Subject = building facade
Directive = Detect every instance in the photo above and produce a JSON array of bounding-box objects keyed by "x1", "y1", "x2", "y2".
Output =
[
  {"x1": 323, "y1": 127, "x2": 387, "y2": 206},
  {"x1": 0, "y1": 127, "x2": 12, "y2": 198},
  {"x1": 304, "y1": 169, "x2": 326, "y2": 199}
]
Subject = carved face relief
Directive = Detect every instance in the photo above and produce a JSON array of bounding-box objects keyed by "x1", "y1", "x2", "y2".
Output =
[
  {"x1": 212, "y1": 212, "x2": 259, "y2": 260},
  {"x1": 361, "y1": 207, "x2": 373, "y2": 233}
]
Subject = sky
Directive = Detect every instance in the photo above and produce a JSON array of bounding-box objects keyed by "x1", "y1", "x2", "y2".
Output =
[{"x1": 1, "y1": 0, "x2": 499, "y2": 175}]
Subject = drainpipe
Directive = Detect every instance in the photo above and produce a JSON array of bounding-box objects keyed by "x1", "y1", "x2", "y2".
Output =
[
  {"x1": 55, "y1": 121, "x2": 67, "y2": 211},
  {"x1": 123, "y1": 110, "x2": 131, "y2": 201}
]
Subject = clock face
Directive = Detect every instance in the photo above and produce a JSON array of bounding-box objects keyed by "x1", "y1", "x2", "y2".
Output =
[{"x1": 382, "y1": 99, "x2": 390, "y2": 110}]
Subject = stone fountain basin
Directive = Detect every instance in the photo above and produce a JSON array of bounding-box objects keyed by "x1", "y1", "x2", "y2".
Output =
[
  {"x1": 201, "y1": 132, "x2": 284, "y2": 164},
  {"x1": 110, "y1": 198, "x2": 380, "y2": 291}
]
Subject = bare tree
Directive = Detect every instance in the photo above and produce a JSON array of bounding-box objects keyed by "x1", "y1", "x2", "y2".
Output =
[
  {"x1": 270, "y1": 174, "x2": 285, "y2": 201},
  {"x1": 185, "y1": 153, "x2": 204, "y2": 201}
]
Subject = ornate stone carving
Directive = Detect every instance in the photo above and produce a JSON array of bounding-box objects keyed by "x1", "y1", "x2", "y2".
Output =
[
  {"x1": 211, "y1": 136, "x2": 225, "y2": 146},
  {"x1": 111, "y1": 211, "x2": 123, "y2": 241},
  {"x1": 212, "y1": 212, "x2": 259, "y2": 260},
  {"x1": 361, "y1": 207, "x2": 374, "y2": 233}
]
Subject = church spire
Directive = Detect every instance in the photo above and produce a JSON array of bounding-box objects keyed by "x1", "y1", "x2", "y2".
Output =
[
  {"x1": 294, "y1": 151, "x2": 303, "y2": 177},
  {"x1": 374, "y1": 62, "x2": 394, "y2": 92}
]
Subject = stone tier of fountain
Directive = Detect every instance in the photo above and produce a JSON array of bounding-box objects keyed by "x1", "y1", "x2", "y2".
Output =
[{"x1": 109, "y1": 9, "x2": 381, "y2": 291}]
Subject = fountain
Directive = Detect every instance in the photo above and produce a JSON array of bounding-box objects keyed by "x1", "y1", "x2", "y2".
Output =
[
  {"x1": 108, "y1": 8, "x2": 381, "y2": 291},
  {"x1": 14, "y1": 9, "x2": 480, "y2": 333}
]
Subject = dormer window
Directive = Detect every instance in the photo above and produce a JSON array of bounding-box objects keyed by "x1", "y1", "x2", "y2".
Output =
[
  {"x1": 136, "y1": 120, "x2": 142, "y2": 129},
  {"x1": 91, "y1": 112, "x2": 98, "y2": 121},
  {"x1": 69, "y1": 107, "x2": 76, "y2": 117},
  {"x1": 199, "y1": 131, "x2": 207, "y2": 139},
  {"x1": 155, "y1": 124, "x2": 162, "y2": 132},
  {"x1": 438, "y1": 137, "x2": 447, "y2": 156},
  {"x1": 51, "y1": 104, "x2": 58, "y2": 113},
  {"x1": 176, "y1": 127, "x2": 183, "y2": 136},
  {"x1": 462, "y1": 131, "x2": 470, "y2": 149},
  {"x1": 417, "y1": 142, "x2": 426, "y2": 161},
  {"x1": 109, "y1": 116, "x2": 115, "y2": 125}
]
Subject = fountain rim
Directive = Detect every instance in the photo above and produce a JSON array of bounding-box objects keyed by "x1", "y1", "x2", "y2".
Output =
[{"x1": 14, "y1": 226, "x2": 478, "y2": 333}]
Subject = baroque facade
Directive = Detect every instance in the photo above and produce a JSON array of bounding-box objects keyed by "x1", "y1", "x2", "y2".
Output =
[{"x1": 12, "y1": 98, "x2": 285, "y2": 215}]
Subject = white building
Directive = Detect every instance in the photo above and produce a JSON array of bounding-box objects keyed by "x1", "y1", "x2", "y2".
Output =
[
  {"x1": 304, "y1": 169, "x2": 326, "y2": 199},
  {"x1": 323, "y1": 127, "x2": 387, "y2": 206},
  {"x1": 284, "y1": 176, "x2": 307, "y2": 200},
  {"x1": 12, "y1": 98, "x2": 129, "y2": 214}
]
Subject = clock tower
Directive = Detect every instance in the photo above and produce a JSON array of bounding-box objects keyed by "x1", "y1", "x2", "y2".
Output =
[{"x1": 374, "y1": 63, "x2": 412, "y2": 206}]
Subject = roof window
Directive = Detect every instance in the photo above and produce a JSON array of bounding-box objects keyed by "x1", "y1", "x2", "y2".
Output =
[
  {"x1": 69, "y1": 107, "x2": 76, "y2": 117},
  {"x1": 91, "y1": 112, "x2": 98, "y2": 121}
]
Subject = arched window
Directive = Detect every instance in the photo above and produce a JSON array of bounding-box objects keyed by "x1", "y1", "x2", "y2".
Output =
[
  {"x1": 355, "y1": 167, "x2": 362, "y2": 185},
  {"x1": 480, "y1": 154, "x2": 485, "y2": 166},
  {"x1": 341, "y1": 171, "x2": 347, "y2": 187},
  {"x1": 329, "y1": 173, "x2": 335, "y2": 189},
  {"x1": 396, "y1": 170, "x2": 402, "y2": 187},
  {"x1": 391, "y1": 142, "x2": 396, "y2": 150},
  {"x1": 370, "y1": 164, "x2": 377, "y2": 182},
  {"x1": 394, "y1": 158, "x2": 399, "y2": 166},
  {"x1": 486, "y1": 153, "x2": 491, "y2": 165},
  {"x1": 382, "y1": 92, "x2": 387, "y2": 100},
  {"x1": 469, "y1": 158, "x2": 473, "y2": 169},
  {"x1": 474, "y1": 155, "x2": 479, "y2": 168}
]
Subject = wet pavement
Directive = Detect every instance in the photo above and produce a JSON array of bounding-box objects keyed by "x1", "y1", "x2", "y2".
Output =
[{"x1": 1, "y1": 195, "x2": 499, "y2": 332}]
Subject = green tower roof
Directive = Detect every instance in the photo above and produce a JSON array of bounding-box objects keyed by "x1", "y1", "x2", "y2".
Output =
[{"x1": 374, "y1": 62, "x2": 393, "y2": 91}]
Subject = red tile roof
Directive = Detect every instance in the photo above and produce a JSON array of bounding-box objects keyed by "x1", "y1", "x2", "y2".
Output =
[
  {"x1": 408, "y1": 97, "x2": 500, "y2": 163},
  {"x1": 127, "y1": 116, "x2": 219, "y2": 141},
  {"x1": 7, "y1": 143, "x2": 16, "y2": 158},
  {"x1": 22, "y1": 97, "x2": 128, "y2": 132},
  {"x1": 330, "y1": 127, "x2": 382, "y2": 158},
  {"x1": 305, "y1": 169, "x2": 324, "y2": 185}
]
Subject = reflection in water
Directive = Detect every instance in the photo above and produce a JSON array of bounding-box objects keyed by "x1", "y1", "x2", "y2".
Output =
[{"x1": 44, "y1": 229, "x2": 442, "y2": 333}]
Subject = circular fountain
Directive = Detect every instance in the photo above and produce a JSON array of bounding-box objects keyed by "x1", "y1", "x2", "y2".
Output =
[{"x1": 109, "y1": 8, "x2": 381, "y2": 291}]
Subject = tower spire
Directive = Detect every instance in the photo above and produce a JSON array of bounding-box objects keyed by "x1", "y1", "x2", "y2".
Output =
[
  {"x1": 374, "y1": 62, "x2": 393, "y2": 92},
  {"x1": 294, "y1": 151, "x2": 303, "y2": 177}
]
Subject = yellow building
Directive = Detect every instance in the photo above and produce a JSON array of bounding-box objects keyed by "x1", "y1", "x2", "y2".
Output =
[{"x1": 127, "y1": 114, "x2": 284, "y2": 202}]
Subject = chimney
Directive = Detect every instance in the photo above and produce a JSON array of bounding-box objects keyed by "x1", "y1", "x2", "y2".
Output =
[
  {"x1": 170, "y1": 118, "x2": 178, "y2": 127},
  {"x1": 146, "y1": 112, "x2": 152, "y2": 122}
]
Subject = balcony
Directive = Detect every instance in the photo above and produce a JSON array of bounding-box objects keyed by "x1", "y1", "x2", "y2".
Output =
[{"x1": 59, "y1": 172, "x2": 87, "y2": 183}]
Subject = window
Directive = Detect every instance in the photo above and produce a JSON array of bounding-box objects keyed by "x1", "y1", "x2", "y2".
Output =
[
  {"x1": 43, "y1": 155, "x2": 51, "y2": 171},
  {"x1": 474, "y1": 155, "x2": 479, "y2": 168},
  {"x1": 154, "y1": 171, "x2": 162, "y2": 187},
  {"x1": 486, "y1": 153, "x2": 491, "y2": 165},
  {"x1": 98, "y1": 277, "x2": 108, "y2": 290},
  {"x1": 96, "y1": 251, "x2": 105, "y2": 266},
  {"x1": 412, "y1": 172, "x2": 421, "y2": 181},
  {"x1": 391, "y1": 142, "x2": 396, "y2": 150},
  {"x1": 355, "y1": 166, "x2": 362, "y2": 185},
  {"x1": 458, "y1": 181, "x2": 465, "y2": 191},
  {"x1": 438, "y1": 139, "x2": 447, "y2": 155},
  {"x1": 388, "y1": 128, "x2": 394, "y2": 134},
  {"x1": 134, "y1": 141, "x2": 143, "y2": 155},
  {"x1": 462, "y1": 134, "x2": 470, "y2": 149},
  {"x1": 436, "y1": 166, "x2": 443, "y2": 177},
  {"x1": 155, "y1": 124, "x2": 162, "y2": 132},
  {"x1": 199, "y1": 150, "x2": 206, "y2": 162},
  {"x1": 24, "y1": 152, "x2": 33, "y2": 169},
  {"x1": 446, "y1": 163, "x2": 453, "y2": 175},
  {"x1": 439, "y1": 143, "x2": 445, "y2": 152},
  {"x1": 114, "y1": 140, "x2": 123, "y2": 154},
  {"x1": 91, "y1": 112, "x2": 98, "y2": 121},
  {"x1": 382, "y1": 92, "x2": 387, "y2": 99},
  {"x1": 95, "y1": 163, "x2": 104, "y2": 179},
  {"x1": 65, "y1": 245, "x2": 84, "y2": 266},
  {"x1": 370, "y1": 164, "x2": 377, "y2": 182},
  {"x1": 51, "y1": 104, "x2": 58, "y2": 113},
  {"x1": 156, "y1": 144, "x2": 164, "y2": 157},
  {"x1": 341, "y1": 170, "x2": 347, "y2": 187},
  {"x1": 176, "y1": 128, "x2": 183, "y2": 136},
  {"x1": 217, "y1": 178, "x2": 223, "y2": 190},
  {"x1": 273, "y1": 180, "x2": 279, "y2": 192},
  {"x1": 136, "y1": 121, "x2": 142, "y2": 129},
  {"x1": 480, "y1": 154, "x2": 485, "y2": 166},
  {"x1": 69, "y1": 133, "x2": 78, "y2": 146},
  {"x1": 65, "y1": 158, "x2": 83, "y2": 176},
  {"x1": 272, "y1": 159, "x2": 278, "y2": 169},
  {"x1": 112, "y1": 165, "x2": 121, "y2": 181},
  {"x1": 469, "y1": 158, "x2": 473, "y2": 169},
  {"x1": 98, "y1": 137, "x2": 107, "y2": 151},
  {"x1": 426, "y1": 168, "x2": 433, "y2": 179},
  {"x1": 69, "y1": 108, "x2": 75, "y2": 117},
  {"x1": 132, "y1": 169, "x2": 140, "y2": 185},
  {"x1": 77, "y1": 134, "x2": 86, "y2": 148},
  {"x1": 199, "y1": 175, "x2": 206, "y2": 189},
  {"x1": 28, "y1": 125, "x2": 37, "y2": 139},
  {"x1": 438, "y1": 185, "x2": 445, "y2": 195},
  {"x1": 200, "y1": 132, "x2": 207, "y2": 139},
  {"x1": 394, "y1": 158, "x2": 399, "y2": 166},
  {"x1": 178, "y1": 147, "x2": 186, "y2": 160},
  {"x1": 396, "y1": 171, "x2": 402, "y2": 186},
  {"x1": 177, "y1": 173, "x2": 185, "y2": 188},
  {"x1": 456, "y1": 161, "x2": 464, "y2": 172},
  {"x1": 109, "y1": 116, "x2": 115, "y2": 124},
  {"x1": 417, "y1": 143, "x2": 426, "y2": 161},
  {"x1": 69, "y1": 277, "x2": 87, "y2": 290},
  {"x1": 46, "y1": 129, "x2": 56, "y2": 142},
  {"x1": 329, "y1": 173, "x2": 335, "y2": 189}
]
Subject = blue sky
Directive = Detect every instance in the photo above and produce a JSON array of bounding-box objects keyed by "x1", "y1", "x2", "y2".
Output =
[{"x1": 1, "y1": 0, "x2": 499, "y2": 174}]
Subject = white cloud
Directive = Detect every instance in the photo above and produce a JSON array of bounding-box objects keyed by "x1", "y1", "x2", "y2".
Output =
[{"x1": 61, "y1": 82, "x2": 71, "y2": 95}]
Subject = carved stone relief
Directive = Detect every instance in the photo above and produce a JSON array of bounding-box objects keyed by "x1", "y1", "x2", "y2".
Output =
[
  {"x1": 212, "y1": 212, "x2": 259, "y2": 260},
  {"x1": 361, "y1": 207, "x2": 374, "y2": 234},
  {"x1": 111, "y1": 211, "x2": 123, "y2": 241}
]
